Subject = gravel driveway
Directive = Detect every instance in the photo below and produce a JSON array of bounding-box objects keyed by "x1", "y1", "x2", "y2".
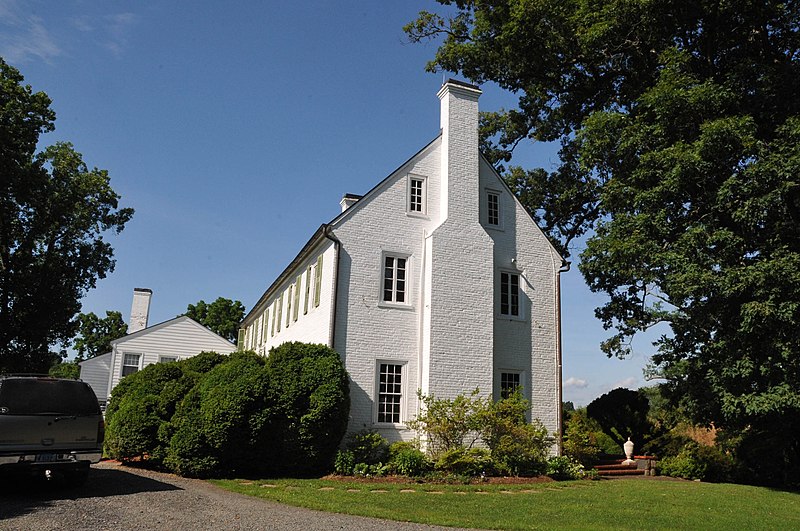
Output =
[{"x1": 0, "y1": 461, "x2": 474, "y2": 531}]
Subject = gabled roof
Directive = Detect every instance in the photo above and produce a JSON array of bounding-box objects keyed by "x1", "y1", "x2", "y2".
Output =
[
  {"x1": 242, "y1": 134, "x2": 443, "y2": 324},
  {"x1": 110, "y1": 315, "x2": 234, "y2": 348},
  {"x1": 78, "y1": 351, "x2": 112, "y2": 367}
]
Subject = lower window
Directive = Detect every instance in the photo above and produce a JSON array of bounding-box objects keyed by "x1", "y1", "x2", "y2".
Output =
[
  {"x1": 500, "y1": 372, "x2": 521, "y2": 399},
  {"x1": 122, "y1": 353, "x2": 141, "y2": 377},
  {"x1": 377, "y1": 362, "x2": 404, "y2": 423}
]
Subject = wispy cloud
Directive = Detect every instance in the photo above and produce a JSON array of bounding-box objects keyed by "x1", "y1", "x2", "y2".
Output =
[
  {"x1": 100, "y1": 12, "x2": 138, "y2": 57},
  {"x1": 564, "y1": 377, "x2": 588, "y2": 388},
  {"x1": 0, "y1": 3, "x2": 62, "y2": 64}
]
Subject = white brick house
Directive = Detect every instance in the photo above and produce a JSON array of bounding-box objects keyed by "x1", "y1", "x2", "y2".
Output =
[{"x1": 240, "y1": 80, "x2": 567, "y2": 445}]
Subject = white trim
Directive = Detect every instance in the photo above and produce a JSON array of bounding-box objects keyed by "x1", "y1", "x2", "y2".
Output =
[
  {"x1": 485, "y1": 188, "x2": 504, "y2": 230},
  {"x1": 373, "y1": 360, "x2": 408, "y2": 426},
  {"x1": 378, "y1": 251, "x2": 413, "y2": 309},
  {"x1": 406, "y1": 173, "x2": 428, "y2": 218}
]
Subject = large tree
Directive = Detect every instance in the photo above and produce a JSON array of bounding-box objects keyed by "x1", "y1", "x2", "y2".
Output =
[
  {"x1": 0, "y1": 58, "x2": 133, "y2": 373},
  {"x1": 72, "y1": 310, "x2": 128, "y2": 361},
  {"x1": 407, "y1": 1, "x2": 800, "y2": 484},
  {"x1": 183, "y1": 297, "x2": 245, "y2": 343}
]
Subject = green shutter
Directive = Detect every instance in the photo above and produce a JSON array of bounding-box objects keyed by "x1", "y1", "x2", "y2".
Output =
[
  {"x1": 314, "y1": 254, "x2": 323, "y2": 307},
  {"x1": 237, "y1": 328, "x2": 245, "y2": 351},
  {"x1": 294, "y1": 275, "x2": 302, "y2": 321},
  {"x1": 286, "y1": 285, "x2": 293, "y2": 327},
  {"x1": 271, "y1": 301, "x2": 276, "y2": 336},
  {"x1": 304, "y1": 265, "x2": 311, "y2": 314},
  {"x1": 277, "y1": 293, "x2": 283, "y2": 332},
  {"x1": 262, "y1": 309, "x2": 269, "y2": 343}
]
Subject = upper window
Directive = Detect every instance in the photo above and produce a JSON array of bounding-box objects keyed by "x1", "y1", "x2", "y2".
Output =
[
  {"x1": 408, "y1": 175, "x2": 426, "y2": 215},
  {"x1": 487, "y1": 191, "x2": 501, "y2": 226},
  {"x1": 500, "y1": 372, "x2": 521, "y2": 399},
  {"x1": 159, "y1": 356, "x2": 178, "y2": 364},
  {"x1": 122, "y1": 353, "x2": 141, "y2": 377},
  {"x1": 382, "y1": 255, "x2": 408, "y2": 304},
  {"x1": 377, "y1": 362, "x2": 404, "y2": 424},
  {"x1": 500, "y1": 272, "x2": 520, "y2": 317}
]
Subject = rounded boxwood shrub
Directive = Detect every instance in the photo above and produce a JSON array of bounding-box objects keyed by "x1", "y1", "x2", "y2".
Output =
[
  {"x1": 435, "y1": 447, "x2": 494, "y2": 477},
  {"x1": 658, "y1": 443, "x2": 735, "y2": 482},
  {"x1": 263, "y1": 342, "x2": 350, "y2": 476},
  {"x1": 165, "y1": 351, "x2": 270, "y2": 478}
]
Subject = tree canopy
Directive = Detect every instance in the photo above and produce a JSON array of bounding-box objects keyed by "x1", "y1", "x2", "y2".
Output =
[
  {"x1": 183, "y1": 297, "x2": 245, "y2": 342},
  {"x1": 407, "y1": 1, "x2": 800, "y2": 483},
  {"x1": 72, "y1": 310, "x2": 128, "y2": 361},
  {"x1": 0, "y1": 58, "x2": 133, "y2": 373}
]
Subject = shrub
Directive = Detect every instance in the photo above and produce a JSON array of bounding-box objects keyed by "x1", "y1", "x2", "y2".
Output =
[
  {"x1": 482, "y1": 393, "x2": 549, "y2": 476},
  {"x1": 562, "y1": 410, "x2": 602, "y2": 466},
  {"x1": 263, "y1": 342, "x2": 350, "y2": 476},
  {"x1": 658, "y1": 443, "x2": 735, "y2": 482},
  {"x1": 165, "y1": 351, "x2": 270, "y2": 478},
  {"x1": 546, "y1": 455, "x2": 585, "y2": 480},
  {"x1": 345, "y1": 430, "x2": 389, "y2": 465},
  {"x1": 435, "y1": 447, "x2": 494, "y2": 477},
  {"x1": 389, "y1": 441, "x2": 431, "y2": 477},
  {"x1": 407, "y1": 389, "x2": 487, "y2": 458},
  {"x1": 333, "y1": 450, "x2": 356, "y2": 476}
]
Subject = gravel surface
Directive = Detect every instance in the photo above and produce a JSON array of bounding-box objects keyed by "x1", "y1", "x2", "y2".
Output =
[{"x1": 0, "y1": 461, "x2": 475, "y2": 531}]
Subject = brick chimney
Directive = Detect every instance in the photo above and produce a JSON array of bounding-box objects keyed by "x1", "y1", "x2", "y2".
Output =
[{"x1": 128, "y1": 288, "x2": 152, "y2": 334}]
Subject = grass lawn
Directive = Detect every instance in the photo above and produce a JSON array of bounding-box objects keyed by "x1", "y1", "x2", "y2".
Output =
[{"x1": 211, "y1": 477, "x2": 800, "y2": 530}]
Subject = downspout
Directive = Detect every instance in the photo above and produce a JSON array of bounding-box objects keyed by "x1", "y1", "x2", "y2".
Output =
[
  {"x1": 323, "y1": 225, "x2": 341, "y2": 351},
  {"x1": 556, "y1": 259, "x2": 571, "y2": 455}
]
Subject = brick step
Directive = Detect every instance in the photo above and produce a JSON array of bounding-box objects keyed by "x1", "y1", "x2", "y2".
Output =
[
  {"x1": 595, "y1": 463, "x2": 638, "y2": 471},
  {"x1": 596, "y1": 468, "x2": 646, "y2": 476}
]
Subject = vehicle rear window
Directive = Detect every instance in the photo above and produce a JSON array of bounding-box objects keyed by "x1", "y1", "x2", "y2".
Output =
[{"x1": 0, "y1": 379, "x2": 100, "y2": 416}]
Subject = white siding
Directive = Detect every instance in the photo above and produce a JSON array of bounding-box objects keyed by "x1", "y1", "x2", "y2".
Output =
[
  {"x1": 108, "y1": 317, "x2": 236, "y2": 395},
  {"x1": 79, "y1": 352, "x2": 112, "y2": 403}
]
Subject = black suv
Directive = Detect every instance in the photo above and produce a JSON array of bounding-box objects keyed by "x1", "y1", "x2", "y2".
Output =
[{"x1": 0, "y1": 376, "x2": 104, "y2": 485}]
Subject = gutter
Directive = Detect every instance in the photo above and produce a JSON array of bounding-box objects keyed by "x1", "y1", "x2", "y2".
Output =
[
  {"x1": 323, "y1": 225, "x2": 341, "y2": 350},
  {"x1": 556, "y1": 259, "x2": 571, "y2": 455}
]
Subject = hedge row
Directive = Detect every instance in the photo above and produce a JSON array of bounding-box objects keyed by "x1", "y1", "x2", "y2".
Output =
[{"x1": 104, "y1": 343, "x2": 350, "y2": 478}]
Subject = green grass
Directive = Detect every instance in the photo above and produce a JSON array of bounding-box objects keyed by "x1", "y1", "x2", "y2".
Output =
[{"x1": 211, "y1": 477, "x2": 800, "y2": 530}]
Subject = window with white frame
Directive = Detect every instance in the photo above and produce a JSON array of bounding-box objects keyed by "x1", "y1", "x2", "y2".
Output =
[
  {"x1": 500, "y1": 372, "x2": 521, "y2": 399},
  {"x1": 122, "y1": 353, "x2": 141, "y2": 377},
  {"x1": 376, "y1": 362, "x2": 404, "y2": 423},
  {"x1": 382, "y1": 254, "x2": 408, "y2": 304},
  {"x1": 487, "y1": 190, "x2": 500, "y2": 226},
  {"x1": 159, "y1": 356, "x2": 178, "y2": 364},
  {"x1": 408, "y1": 175, "x2": 426, "y2": 214},
  {"x1": 500, "y1": 271, "x2": 520, "y2": 317}
]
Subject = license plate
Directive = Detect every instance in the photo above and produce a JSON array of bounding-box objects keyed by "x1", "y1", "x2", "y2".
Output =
[{"x1": 35, "y1": 453, "x2": 59, "y2": 462}]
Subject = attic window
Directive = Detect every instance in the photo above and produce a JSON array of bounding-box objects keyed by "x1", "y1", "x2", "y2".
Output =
[
  {"x1": 487, "y1": 190, "x2": 500, "y2": 226},
  {"x1": 408, "y1": 175, "x2": 426, "y2": 215}
]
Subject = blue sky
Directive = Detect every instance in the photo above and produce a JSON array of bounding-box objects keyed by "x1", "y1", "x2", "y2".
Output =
[{"x1": 2, "y1": 0, "x2": 661, "y2": 406}]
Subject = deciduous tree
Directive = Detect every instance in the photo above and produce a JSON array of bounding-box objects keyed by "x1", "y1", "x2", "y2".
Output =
[
  {"x1": 183, "y1": 297, "x2": 244, "y2": 343},
  {"x1": 407, "y1": 1, "x2": 800, "y2": 484},
  {"x1": 72, "y1": 310, "x2": 128, "y2": 361},
  {"x1": 0, "y1": 58, "x2": 133, "y2": 373}
]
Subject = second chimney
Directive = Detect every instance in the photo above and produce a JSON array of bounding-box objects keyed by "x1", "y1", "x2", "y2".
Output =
[{"x1": 129, "y1": 288, "x2": 152, "y2": 334}]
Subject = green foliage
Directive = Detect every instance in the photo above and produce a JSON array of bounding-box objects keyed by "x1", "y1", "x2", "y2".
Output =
[
  {"x1": 659, "y1": 443, "x2": 735, "y2": 483},
  {"x1": 562, "y1": 410, "x2": 601, "y2": 466},
  {"x1": 410, "y1": 390, "x2": 550, "y2": 477},
  {"x1": 435, "y1": 448, "x2": 494, "y2": 477},
  {"x1": 388, "y1": 441, "x2": 431, "y2": 477},
  {"x1": 587, "y1": 388, "x2": 653, "y2": 446},
  {"x1": 48, "y1": 360, "x2": 80, "y2": 379},
  {"x1": 184, "y1": 297, "x2": 245, "y2": 342},
  {"x1": 72, "y1": 310, "x2": 127, "y2": 361},
  {"x1": 333, "y1": 450, "x2": 356, "y2": 476},
  {"x1": 406, "y1": 1, "x2": 800, "y2": 486},
  {"x1": 263, "y1": 342, "x2": 350, "y2": 476},
  {"x1": 546, "y1": 455, "x2": 586, "y2": 481},
  {"x1": 165, "y1": 351, "x2": 270, "y2": 477},
  {"x1": 407, "y1": 389, "x2": 487, "y2": 458},
  {"x1": 344, "y1": 430, "x2": 389, "y2": 466},
  {"x1": 0, "y1": 59, "x2": 133, "y2": 374}
]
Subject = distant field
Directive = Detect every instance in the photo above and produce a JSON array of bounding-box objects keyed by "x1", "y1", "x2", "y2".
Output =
[{"x1": 212, "y1": 477, "x2": 800, "y2": 530}]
